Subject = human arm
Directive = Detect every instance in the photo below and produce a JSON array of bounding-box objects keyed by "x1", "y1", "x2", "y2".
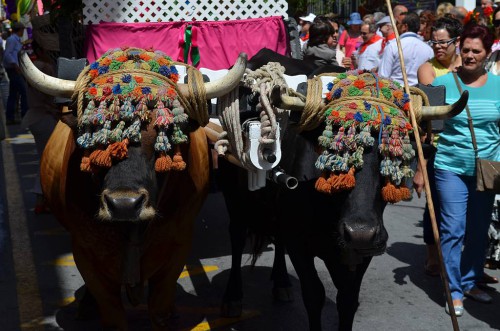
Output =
[
  {"x1": 3, "y1": 37, "x2": 20, "y2": 72},
  {"x1": 417, "y1": 61, "x2": 436, "y2": 85},
  {"x1": 377, "y1": 45, "x2": 393, "y2": 79},
  {"x1": 413, "y1": 158, "x2": 427, "y2": 198}
]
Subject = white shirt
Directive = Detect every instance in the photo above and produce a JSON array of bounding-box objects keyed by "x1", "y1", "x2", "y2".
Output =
[
  {"x1": 357, "y1": 39, "x2": 383, "y2": 71},
  {"x1": 378, "y1": 32, "x2": 433, "y2": 86}
]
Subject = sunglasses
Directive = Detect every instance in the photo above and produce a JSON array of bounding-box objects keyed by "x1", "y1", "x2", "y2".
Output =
[
  {"x1": 494, "y1": 20, "x2": 500, "y2": 27},
  {"x1": 429, "y1": 37, "x2": 457, "y2": 47}
]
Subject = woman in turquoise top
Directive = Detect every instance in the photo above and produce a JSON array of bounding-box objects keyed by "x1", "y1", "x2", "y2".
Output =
[{"x1": 433, "y1": 24, "x2": 500, "y2": 317}]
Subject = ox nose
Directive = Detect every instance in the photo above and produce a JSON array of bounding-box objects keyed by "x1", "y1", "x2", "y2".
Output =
[
  {"x1": 343, "y1": 223, "x2": 377, "y2": 249},
  {"x1": 105, "y1": 194, "x2": 145, "y2": 220}
]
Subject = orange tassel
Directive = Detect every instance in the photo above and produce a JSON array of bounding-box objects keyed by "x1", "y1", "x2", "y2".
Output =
[
  {"x1": 342, "y1": 167, "x2": 356, "y2": 190},
  {"x1": 171, "y1": 152, "x2": 187, "y2": 171},
  {"x1": 108, "y1": 138, "x2": 129, "y2": 160},
  {"x1": 315, "y1": 174, "x2": 332, "y2": 194},
  {"x1": 381, "y1": 180, "x2": 401, "y2": 203},
  {"x1": 399, "y1": 185, "x2": 412, "y2": 201},
  {"x1": 90, "y1": 148, "x2": 112, "y2": 168},
  {"x1": 80, "y1": 151, "x2": 92, "y2": 172},
  {"x1": 155, "y1": 152, "x2": 172, "y2": 172}
]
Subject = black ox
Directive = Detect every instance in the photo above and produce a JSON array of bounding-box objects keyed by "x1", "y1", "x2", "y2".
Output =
[{"x1": 213, "y1": 49, "x2": 467, "y2": 330}]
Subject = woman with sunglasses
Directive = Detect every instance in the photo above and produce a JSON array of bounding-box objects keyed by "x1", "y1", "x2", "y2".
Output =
[
  {"x1": 432, "y1": 24, "x2": 500, "y2": 317},
  {"x1": 415, "y1": 17, "x2": 463, "y2": 279}
]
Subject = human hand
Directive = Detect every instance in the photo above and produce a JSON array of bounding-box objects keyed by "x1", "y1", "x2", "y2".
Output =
[
  {"x1": 341, "y1": 57, "x2": 352, "y2": 68},
  {"x1": 413, "y1": 169, "x2": 424, "y2": 198}
]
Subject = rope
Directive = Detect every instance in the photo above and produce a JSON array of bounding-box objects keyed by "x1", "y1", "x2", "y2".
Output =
[
  {"x1": 186, "y1": 66, "x2": 209, "y2": 126},
  {"x1": 297, "y1": 77, "x2": 327, "y2": 132},
  {"x1": 215, "y1": 62, "x2": 292, "y2": 169}
]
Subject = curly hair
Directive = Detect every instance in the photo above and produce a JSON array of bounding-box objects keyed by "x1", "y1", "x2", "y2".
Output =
[
  {"x1": 459, "y1": 23, "x2": 494, "y2": 52},
  {"x1": 431, "y1": 16, "x2": 463, "y2": 39}
]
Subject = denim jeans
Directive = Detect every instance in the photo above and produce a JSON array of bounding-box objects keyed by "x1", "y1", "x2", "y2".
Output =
[
  {"x1": 5, "y1": 68, "x2": 28, "y2": 121},
  {"x1": 435, "y1": 168, "x2": 495, "y2": 300},
  {"x1": 423, "y1": 154, "x2": 441, "y2": 244}
]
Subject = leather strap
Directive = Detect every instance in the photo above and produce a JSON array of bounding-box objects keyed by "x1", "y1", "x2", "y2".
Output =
[{"x1": 452, "y1": 72, "x2": 478, "y2": 159}]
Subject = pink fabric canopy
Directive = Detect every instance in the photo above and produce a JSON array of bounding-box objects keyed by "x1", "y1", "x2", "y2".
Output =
[{"x1": 84, "y1": 16, "x2": 290, "y2": 69}]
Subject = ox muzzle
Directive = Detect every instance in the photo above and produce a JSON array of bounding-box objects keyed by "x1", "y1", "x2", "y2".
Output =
[
  {"x1": 339, "y1": 219, "x2": 388, "y2": 256},
  {"x1": 99, "y1": 188, "x2": 156, "y2": 222}
]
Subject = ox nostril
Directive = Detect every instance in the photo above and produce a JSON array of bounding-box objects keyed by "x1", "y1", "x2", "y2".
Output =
[{"x1": 105, "y1": 194, "x2": 145, "y2": 220}]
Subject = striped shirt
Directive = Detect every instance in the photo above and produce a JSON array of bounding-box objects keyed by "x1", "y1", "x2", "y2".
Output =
[{"x1": 433, "y1": 72, "x2": 500, "y2": 176}]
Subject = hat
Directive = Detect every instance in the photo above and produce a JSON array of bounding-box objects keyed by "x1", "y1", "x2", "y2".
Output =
[
  {"x1": 12, "y1": 22, "x2": 25, "y2": 30},
  {"x1": 376, "y1": 16, "x2": 392, "y2": 26},
  {"x1": 299, "y1": 13, "x2": 316, "y2": 23},
  {"x1": 347, "y1": 12, "x2": 363, "y2": 25}
]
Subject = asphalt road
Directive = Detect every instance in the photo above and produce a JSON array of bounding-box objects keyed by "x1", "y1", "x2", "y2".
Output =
[{"x1": 2, "y1": 123, "x2": 500, "y2": 331}]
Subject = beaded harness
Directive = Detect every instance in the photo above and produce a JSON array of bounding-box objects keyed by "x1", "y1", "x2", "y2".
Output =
[
  {"x1": 74, "y1": 47, "x2": 194, "y2": 173},
  {"x1": 314, "y1": 70, "x2": 416, "y2": 203}
]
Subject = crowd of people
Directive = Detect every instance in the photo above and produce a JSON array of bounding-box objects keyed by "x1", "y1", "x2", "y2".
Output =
[{"x1": 298, "y1": 1, "x2": 500, "y2": 318}]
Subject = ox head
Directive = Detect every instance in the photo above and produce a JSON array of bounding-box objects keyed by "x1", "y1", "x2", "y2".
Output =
[
  {"x1": 21, "y1": 48, "x2": 247, "y2": 222},
  {"x1": 277, "y1": 70, "x2": 468, "y2": 262}
]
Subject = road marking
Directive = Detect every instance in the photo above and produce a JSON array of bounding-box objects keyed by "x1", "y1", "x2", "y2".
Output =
[
  {"x1": 47, "y1": 254, "x2": 219, "y2": 278},
  {"x1": 179, "y1": 265, "x2": 219, "y2": 279},
  {"x1": 34, "y1": 227, "x2": 68, "y2": 236},
  {"x1": 48, "y1": 253, "x2": 76, "y2": 266},
  {"x1": 2, "y1": 137, "x2": 45, "y2": 330},
  {"x1": 182, "y1": 309, "x2": 260, "y2": 331},
  {"x1": 5, "y1": 133, "x2": 34, "y2": 144}
]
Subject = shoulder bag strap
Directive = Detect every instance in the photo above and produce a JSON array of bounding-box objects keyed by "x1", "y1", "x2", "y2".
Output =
[{"x1": 452, "y1": 72, "x2": 478, "y2": 159}]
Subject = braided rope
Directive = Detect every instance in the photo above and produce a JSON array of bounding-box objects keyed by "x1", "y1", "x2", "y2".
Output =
[
  {"x1": 186, "y1": 66, "x2": 209, "y2": 126},
  {"x1": 214, "y1": 62, "x2": 291, "y2": 169},
  {"x1": 297, "y1": 77, "x2": 327, "y2": 132}
]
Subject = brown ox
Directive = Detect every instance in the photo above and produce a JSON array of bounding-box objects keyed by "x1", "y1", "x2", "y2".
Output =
[{"x1": 20, "y1": 49, "x2": 247, "y2": 330}]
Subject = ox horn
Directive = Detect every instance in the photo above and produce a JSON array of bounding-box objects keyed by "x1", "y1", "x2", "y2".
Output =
[
  {"x1": 419, "y1": 90, "x2": 468, "y2": 121},
  {"x1": 20, "y1": 51, "x2": 247, "y2": 101},
  {"x1": 178, "y1": 53, "x2": 248, "y2": 99},
  {"x1": 276, "y1": 90, "x2": 469, "y2": 123},
  {"x1": 19, "y1": 52, "x2": 75, "y2": 98}
]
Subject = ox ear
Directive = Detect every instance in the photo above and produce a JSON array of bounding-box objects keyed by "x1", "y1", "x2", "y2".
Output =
[
  {"x1": 60, "y1": 108, "x2": 79, "y2": 129},
  {"x1": 177, "y1": 53, "x2": 248, "y2": 99}
]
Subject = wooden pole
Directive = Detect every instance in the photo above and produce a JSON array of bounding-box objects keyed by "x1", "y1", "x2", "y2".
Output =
[{"x1": 384, "y1": 3, "x2": 460, "y2": 330}]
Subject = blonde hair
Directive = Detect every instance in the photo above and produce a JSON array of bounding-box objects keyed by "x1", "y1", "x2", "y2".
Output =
[{"x1": 436, "y1": 2, "x2": 454, "y2": 18}]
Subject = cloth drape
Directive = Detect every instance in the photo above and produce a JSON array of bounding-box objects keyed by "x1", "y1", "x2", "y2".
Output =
[{"x1": 84, "y1": 16, "x2": 290, "y2": 69}]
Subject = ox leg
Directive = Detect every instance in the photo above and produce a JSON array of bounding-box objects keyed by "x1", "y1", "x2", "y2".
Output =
[
  {"x1": 216, "y1": 158, "x2": 247, "y2": 317},
  {"x1": 287, "y1": 244, "x2": 325, "y2": 331},
  {"x1": 147, "y1": 242, "x2": 193, "y2": 331},
  {"x1": 324, "y1": 256, "x2": 372, "y2": 331},
  {"x1": 271, "y1": 237, "x2": 293, "y2": 302},
  {"x1": 221, "y1": 219, "x2": 247, "y2": 317},
  {"x1": 73, "y1": 249, "x2": 127, "y2": 330}
]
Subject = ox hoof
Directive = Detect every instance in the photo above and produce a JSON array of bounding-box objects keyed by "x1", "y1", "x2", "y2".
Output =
[
  {"x1": 220, "y1": 300, "x2": 242, "y2": 317},
  {"x1": 273, "y1": 287, "x2": 294, "y2": 302},
  {"x1": 125, "y1": 284, "x2": 144, "y2": 307}
]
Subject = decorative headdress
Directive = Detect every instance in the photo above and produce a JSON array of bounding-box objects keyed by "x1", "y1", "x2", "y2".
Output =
[
  {"x1": 74, "y1": 47, "x2": 189, "y2": 173},
  {"x1": 315, "y1": 70, "x2": 415, "y2": 203}
]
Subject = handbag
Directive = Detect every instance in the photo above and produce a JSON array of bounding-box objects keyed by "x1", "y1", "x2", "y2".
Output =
[{"x1": 453, "y1": 72, "x2": 500, "y2": 193}]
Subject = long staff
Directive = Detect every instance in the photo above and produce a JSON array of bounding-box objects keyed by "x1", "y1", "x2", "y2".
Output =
[{"x1": 384, "y1": 3, "x2": 460, "y2": 330}]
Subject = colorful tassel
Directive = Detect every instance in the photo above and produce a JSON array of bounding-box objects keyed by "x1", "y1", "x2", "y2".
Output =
[{"x1": 155, "y1": 152, "x2": 172, "y2": 172}]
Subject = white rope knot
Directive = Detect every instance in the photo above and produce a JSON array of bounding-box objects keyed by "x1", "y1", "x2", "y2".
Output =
[{"x1": 216, "y1": 62, "x2": 290, "y2": 170}]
